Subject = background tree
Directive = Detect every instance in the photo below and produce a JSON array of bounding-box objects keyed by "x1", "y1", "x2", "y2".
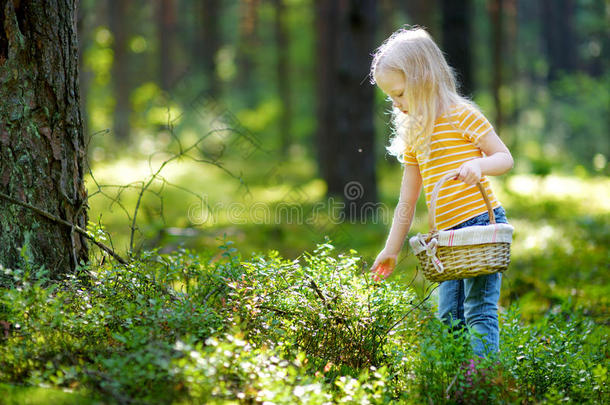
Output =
[
  {"x1": 314, "y1": 0, "x2": 378, "y2": 218},
  {"x1": 541, "y1": 0, "x2": 576, "y2": 82},
  {"x1": 77, "y1": 0, "x2": 97, "y2": 138},
  {"x1": 236, "y1": 0, "x2": 260, "y2": 107},
  {"x1": 274, "y1": 0, "x2": 292, "y2": 155},
  {"x1": 402, "y1": 0, "x2": 438, "y2": 37},
  {"x1": 196, "y1": 0, "x2": 222, "y2": 97},
  {"x1": 0, "y1": 0, "x2": 88, "y2": 279},
  {"x1": 489, "y1": 0, "x2": 504, "y2": 130},
  {"x1": 109, "y1": 0, "x2": 131, "y2": 141},
  {"x1": 441, "y1": 0, "x2": 473, "y2": 96},
  {"x1": 156, "y1": 0, "x2": 178, "y2": 91}
]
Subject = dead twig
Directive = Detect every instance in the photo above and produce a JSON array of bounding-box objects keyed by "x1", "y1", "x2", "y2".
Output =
[
  {"x1": 257, "y1": 304, "x2": 299, "y2": 317},
  {"x1": 383, "y1": 284, "x2": 438, "y2": 338},
  {"x1": 0, "y1": 191, "x2": 128, "y2": 265}
]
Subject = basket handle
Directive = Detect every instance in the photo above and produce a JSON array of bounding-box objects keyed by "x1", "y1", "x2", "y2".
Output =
[{"x1": 428, "y1": 171, "x2": 495, "y2": 232}]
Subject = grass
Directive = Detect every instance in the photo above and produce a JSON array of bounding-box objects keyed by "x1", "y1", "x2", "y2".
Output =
[{"x1": 0, "y1": 383, "x2": 97, "y2": 405}]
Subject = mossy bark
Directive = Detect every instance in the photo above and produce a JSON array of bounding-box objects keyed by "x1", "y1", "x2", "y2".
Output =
[{"x1": 0, "y1": 0, "x2": 88, "y2": 280}]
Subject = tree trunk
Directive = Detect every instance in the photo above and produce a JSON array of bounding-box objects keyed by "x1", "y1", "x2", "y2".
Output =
[
  {"x1": 0, "y1": 0, "x2": 88, "y2": 280},
  {"x1": 274, "y1": 0, "x2": 292, "y2": 155},
  {"x1": 378, "y1": 0, "x2": 397, "y2": 38},
  {"x1": 440, "y1": 0, "x2": 473, "y2": 96},
  {"x1": 504, "y1": 0, "x2": 518, "y2": 120},
  {"x1": 585, "y1": 0, "x2": 605, "y2": 77},
  {"x1": 108, "y1": 0, "x2": 131, "y2": 142},
  {"x1": 157, "y1": 0, "x2": 177, "y2": 91},
  {"x1": 198, "y1": 0, "x2": 221, "y2": 98},
  {"x1": 236, "y1": 0, "x2": 260, "y2": 107},
  {"x1": 402, "y1": 0, "x2": 439, "y2": 38},
  {"x1": 489, "y1": 0, "x2": 503, "y2": 130},
  {"x1": 541, "y1": 0, "x2": 576, "y2": 82},
  {"x1": 314, "y1": 0, "x2": 378, "y2": 220},
  {"x1": 314, "y1": 0, "x2": 336, "y2": 188}
]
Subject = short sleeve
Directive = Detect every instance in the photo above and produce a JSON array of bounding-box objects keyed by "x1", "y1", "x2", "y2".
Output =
[
  {"x1": 401, "y1": 146, "x2": 418, "y2": 166},
  {"x1": 458, "y1": 106, "x2": 494, "y2": 144}
]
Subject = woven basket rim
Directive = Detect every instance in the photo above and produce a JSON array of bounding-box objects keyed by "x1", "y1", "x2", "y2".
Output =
[{"x1": 409, "y1": 223, "x2": 514, "y2": 255}]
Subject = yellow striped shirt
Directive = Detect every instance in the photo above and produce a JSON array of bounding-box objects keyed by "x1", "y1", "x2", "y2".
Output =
[{"x1": 403, "y1": 104, "x2": 501, "y2": 230}]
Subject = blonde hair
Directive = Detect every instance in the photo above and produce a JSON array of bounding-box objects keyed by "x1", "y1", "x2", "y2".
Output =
[{"x1": 370, "y1": 26, "x2": 478, "y2": 162}]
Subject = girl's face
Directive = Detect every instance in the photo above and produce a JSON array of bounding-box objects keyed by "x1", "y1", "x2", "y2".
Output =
[{"x1": 376, "y1": 69, "x2": 408, "y2": 114}]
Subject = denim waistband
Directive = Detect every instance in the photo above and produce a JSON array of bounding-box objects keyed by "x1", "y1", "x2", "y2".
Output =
[{"x1": 448, "y1": 206, "x2": 508, "y2": 231}]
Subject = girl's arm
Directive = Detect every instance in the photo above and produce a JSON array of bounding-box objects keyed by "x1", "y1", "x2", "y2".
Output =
[
  {"x1": 371, "y1": 164, "x2": 422, "y2": 280},
  {"x1": 455, "y1": 131, "x2": 514, "y2": 185},
  {"x1": 384, "y1": 164, "x2": 422, "y2": 253}
]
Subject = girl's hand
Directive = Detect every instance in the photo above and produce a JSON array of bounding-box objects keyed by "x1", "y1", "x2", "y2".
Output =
[
  {"x1": 370, "y1": 252, "x2": 397, "y2": 282},
  {"x1": 454, "y1": 160, "x2": 482, "y2": 185}
]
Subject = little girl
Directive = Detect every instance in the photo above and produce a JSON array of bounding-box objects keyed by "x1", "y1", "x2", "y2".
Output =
[{"x1": 368, "y1": 27, "x2": 514, "y2": 358}]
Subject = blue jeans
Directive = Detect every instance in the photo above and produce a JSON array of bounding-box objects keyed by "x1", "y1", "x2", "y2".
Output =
[{"x1": 437, "y1": 206, "x2": 508, "y2": 358}]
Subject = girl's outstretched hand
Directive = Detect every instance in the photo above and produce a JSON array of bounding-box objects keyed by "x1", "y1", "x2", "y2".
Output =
[{"x1": 370, "y1": 252, "x2": 397, "y2": 282}]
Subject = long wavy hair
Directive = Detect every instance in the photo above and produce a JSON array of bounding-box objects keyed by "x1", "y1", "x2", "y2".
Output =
[{"x1": 370, "y1": 26, "x2": 477, "y2": 162}]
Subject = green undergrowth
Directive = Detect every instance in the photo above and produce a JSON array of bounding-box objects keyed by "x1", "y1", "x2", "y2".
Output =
[
  {"x1": 0, "y1": 242, "x2": 608, "y2": 404},
  {"x1": 85, "y1": 154, "x2": 610, "y2": 324}
]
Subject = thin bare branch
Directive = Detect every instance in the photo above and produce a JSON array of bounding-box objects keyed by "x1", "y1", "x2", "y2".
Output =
[{"x1": 0, "y1": 191, "x2": 128, "y2": 265}]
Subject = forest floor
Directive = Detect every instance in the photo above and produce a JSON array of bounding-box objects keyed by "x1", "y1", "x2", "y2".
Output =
[{"x1": 2, "y1": 154, "x2": 607, "y2": 404}]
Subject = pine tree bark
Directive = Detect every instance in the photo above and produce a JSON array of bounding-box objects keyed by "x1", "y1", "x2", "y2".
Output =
[
  {"x1": 314, "y1": 0, "x2": 378, "y2": 219},
  {"x1": 0, "y1": 0, "x2": 88, "y2": 280}
]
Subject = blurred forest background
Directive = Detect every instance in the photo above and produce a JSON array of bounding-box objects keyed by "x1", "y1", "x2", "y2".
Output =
[
  {"x1": 0, "y1": 1, "x2": 608, "y2": 403},
  {"x1": 78, "y1": 0, "x2": 608, "y2": 317}
]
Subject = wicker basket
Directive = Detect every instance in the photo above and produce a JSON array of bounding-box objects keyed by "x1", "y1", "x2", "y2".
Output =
[{"x1": 409, "y1": 171, "x2": 514, "y2": 283}]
